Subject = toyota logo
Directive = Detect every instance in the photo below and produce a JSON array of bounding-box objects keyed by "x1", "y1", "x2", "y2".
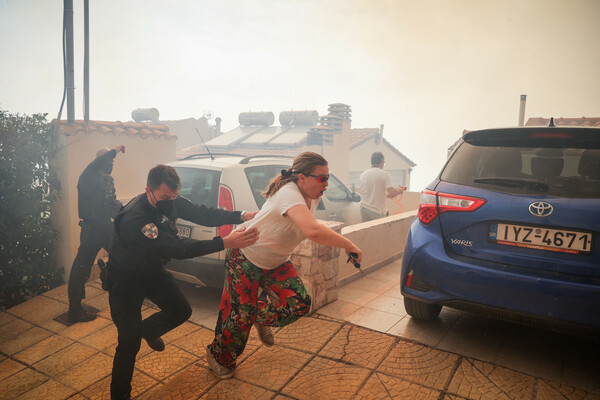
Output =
[{"x1": 529, "y1": 201, "x2": 553, "y2": 217}]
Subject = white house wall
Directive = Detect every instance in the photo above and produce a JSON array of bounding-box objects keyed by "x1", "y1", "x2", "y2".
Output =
[{"x1": 349, "y1": 137, "x2": 413, "y2": 189}]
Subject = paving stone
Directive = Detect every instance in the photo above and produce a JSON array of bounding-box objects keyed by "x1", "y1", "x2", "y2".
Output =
[
  {"x1": 37, "y1": 317, "x2": 70, "y2": 334},
  {"x1": 535, "y1": 379, "x2": 600, "y2": 400},
  {"x1": 377, "y1": 339, "x2": 459, "y2": 391},
  {"x1": 0, "y1": 367, "x2": 49, "y2": 399},
  {"x1": 19, "y1": 297, "x2": 66, "y2": 325},
  {"x1": 136, "y1": 345, "x2": 200, "y2": 381},
  {"x1": 0, "y1": 311, "x2": 17, "y2": 326},
  {"x1": 281, "y1": 355, "x2": 370, "y2": 399},
  {"x1": 236, "y1": 346, "x2": 313, "y2": 392},
  {"x1": 163, "y1": 321, "x2": 201, "y2": 343},
  {"x1": 6, "y1": 295, "x2": 59, "y2": 318},
  {"x1": 0, "y1": 325, "x2": 53, "y2": 356},
  {"x1": 447, "y1": 358, "x2": 535, "y2": 400},
  {"x1": 172, "y1": 326, "x2": 215, "y2": 355},
  {"x1": 78, "y1": 323, "x2": 119, "y2": 351},
  {"x1": 15, "y1": 378, "x2": 76, "y2": 400},
  {"x1": 55, "y1": 351, "x2": 113, "y2": 391},
  {"x1": 81, "y1": 369, "x2": 160, "y2": 399},
  {"x1": 139, "y1": 362, "x2": 217, "y2": 399},
  {"x1": 41, "y1": 284, "x2": 69, "y2": 303},
  {"x1": 199, "y1": 378, "x2": 276, "y2": 399},
  {"x1": 319, "y1": 324, "x2": 396, "y2": 369},
  {"x1": 276, "y1": 316, "x2": 341, "y2": 354},
  {"x1": 59, "y1": 315, "x2": 112, "y2": 341},
  {"x1": 13, "y1": 333, "x2": 74, "y2": 364},
  {"x1": 354, "y1": 372, "x2": 441, "y2": 399},
  {"x1": 0, "y1": 318, "x2": 34, "y2": 344},
  {"x1": 33, "y1": 342, "x2": 98, "y2": 376},
  {"x1": 0, "y1": 357, "x2": 26, "y2": 381}
]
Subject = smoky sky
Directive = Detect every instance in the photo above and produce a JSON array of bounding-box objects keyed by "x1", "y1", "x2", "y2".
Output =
[{"x1": 1, "y1": 0, "x2": 599, "y2": 189}]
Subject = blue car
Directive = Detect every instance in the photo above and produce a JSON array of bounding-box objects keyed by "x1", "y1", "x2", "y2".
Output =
[{"x1": 400, "y1": 124, "x2": 600, "y2": 328}]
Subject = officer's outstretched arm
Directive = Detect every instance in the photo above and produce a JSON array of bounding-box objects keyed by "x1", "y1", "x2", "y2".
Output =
[
  {"x1": 175, "y1": 196, "x2": 243, "y2": 227},
  {"x1": 130, "y1": 219, "x2": 232, "y2": 260}
]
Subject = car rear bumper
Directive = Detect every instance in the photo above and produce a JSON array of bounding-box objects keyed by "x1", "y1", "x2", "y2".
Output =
[{"x1": 401, "y1": 223, "x2": 600, "y2": 328}]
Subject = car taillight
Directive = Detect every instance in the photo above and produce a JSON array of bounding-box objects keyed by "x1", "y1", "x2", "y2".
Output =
[
  {"x1": 217, "y1": 185, "x2": 234, "y2": 237},
  {"x1": 418, "y1": 190, "x2": 486, "y2": 225}
]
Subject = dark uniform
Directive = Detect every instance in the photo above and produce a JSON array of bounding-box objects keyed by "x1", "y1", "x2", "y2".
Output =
[
  {"x1": 68, "y1": 149, "x2": 122, "y2": 314},
  {"x1": 107, "y1": 193, "x2": 244, "y2": 399}
]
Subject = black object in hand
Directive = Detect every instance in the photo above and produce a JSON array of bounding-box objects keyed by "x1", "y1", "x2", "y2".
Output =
[{"x1": 347, "y1": 252, "x2": 361, "y2": 269}]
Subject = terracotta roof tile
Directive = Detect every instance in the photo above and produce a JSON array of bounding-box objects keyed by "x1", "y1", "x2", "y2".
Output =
[{"x1": 53, "y1": 120, "x2": 176, "y2": 140}]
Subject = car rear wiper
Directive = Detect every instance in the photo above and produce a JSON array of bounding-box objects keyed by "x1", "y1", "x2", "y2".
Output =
[{"x1": 473, "y1": 177, "x2": 549, "y2": 192}]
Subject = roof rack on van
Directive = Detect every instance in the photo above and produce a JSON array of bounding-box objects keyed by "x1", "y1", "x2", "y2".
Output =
[
  {"x1": 180, "y1": 152, "x2": 247, "y2": 160},
  {"x1": 239, "y1": 155, "x2": 294, "y2": 165}
]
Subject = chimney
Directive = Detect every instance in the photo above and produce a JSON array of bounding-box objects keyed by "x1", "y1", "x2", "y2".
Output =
[
  {"x1": 518, "y1": 94, "x2": 527, "y2": 126},
  {"x1": 215, "y1": 117, "x2": 222, "y2": 137}
]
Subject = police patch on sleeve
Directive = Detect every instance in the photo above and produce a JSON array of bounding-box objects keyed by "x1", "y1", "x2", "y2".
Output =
[{"x1": 141, "y1": 223, "x2": 159, "y2": 239}]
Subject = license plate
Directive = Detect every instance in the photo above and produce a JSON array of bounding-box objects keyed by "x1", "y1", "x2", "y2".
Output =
[
  {"x1": 489, "y1": 223, "x2": 592, "y2": 254},
  {"x1": 176, "y1": 224, "x2": 192, "y2": 239}
]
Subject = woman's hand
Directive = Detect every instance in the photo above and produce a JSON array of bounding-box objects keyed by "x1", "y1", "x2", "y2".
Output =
[
  {"x1": 345, "y1": 245, "x2": 362, "y2": 262},
  {"x1": 223, "y1": 226, "x2": 259, "y2": 249}
]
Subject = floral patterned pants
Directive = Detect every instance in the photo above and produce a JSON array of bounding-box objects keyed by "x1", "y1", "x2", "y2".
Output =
[{"x1": 208, "y1": 248, "x2": 312, "y2": 369}]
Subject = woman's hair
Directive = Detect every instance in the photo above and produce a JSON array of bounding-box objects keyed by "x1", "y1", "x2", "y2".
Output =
[
  {"x1": 263, "y1": 152, "x2": 328, "y2": 198},
  {"x1": 147, "y1": 164, "x2": 181, "y2": 191}
]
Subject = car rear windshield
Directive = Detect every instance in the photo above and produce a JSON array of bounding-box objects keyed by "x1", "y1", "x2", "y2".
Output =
[
  {"x1": 441, "y1": 129, "x2": 600, "y2": 198},
  {"x1": 175, "y1": 167, "x2": 221, "y2": 208}
]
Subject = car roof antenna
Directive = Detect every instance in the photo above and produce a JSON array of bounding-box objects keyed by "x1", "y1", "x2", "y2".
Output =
[
  {"x1": 195, "y1": 128, "x2": 215, "y2": 160},
  {"x1": 548, "y1": 117, "x2": 555, "y2": 127}
]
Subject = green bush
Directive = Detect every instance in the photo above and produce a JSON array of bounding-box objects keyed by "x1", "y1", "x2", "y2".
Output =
[{"x1": 0, "y1": 109, "x2": 64, "y2": 310}]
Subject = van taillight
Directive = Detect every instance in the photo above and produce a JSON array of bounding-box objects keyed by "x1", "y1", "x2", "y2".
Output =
[
  {"x1": 418, "y1": 190, "x2": 486, "y2": 225},
  {"x1": 217, "y1": 185, "x2": 234, "y2": 237}
]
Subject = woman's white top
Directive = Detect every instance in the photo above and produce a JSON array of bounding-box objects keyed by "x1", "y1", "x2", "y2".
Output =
[{"x1": 238, "y1": 182, "x2": 318, "y2": 269}]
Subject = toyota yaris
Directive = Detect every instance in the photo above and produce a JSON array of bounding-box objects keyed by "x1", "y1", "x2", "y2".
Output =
[{"x1": 401, "y1": 124, "x2": 600, "y2": 328}]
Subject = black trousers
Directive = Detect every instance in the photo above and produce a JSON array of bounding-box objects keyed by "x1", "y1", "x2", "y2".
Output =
[
  {"x1": 108, "y1": 268, "x2": 192, "y2": 398},
  {"x1": 68, "y1": 221, "x2": 112, "y2": 306}
]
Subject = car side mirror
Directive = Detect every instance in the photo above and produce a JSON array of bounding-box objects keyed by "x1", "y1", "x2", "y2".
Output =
[{"x1": 350, "y1": 192, "x2": 361, "y2": 202}]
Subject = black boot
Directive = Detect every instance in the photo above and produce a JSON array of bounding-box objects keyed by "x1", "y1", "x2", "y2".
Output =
[
  {"x1": 144, "y1": 337, "x2": 165, "y2": 352},
  {"x1": 68, "y1": 303, "x2": 96, "y2": 323}
]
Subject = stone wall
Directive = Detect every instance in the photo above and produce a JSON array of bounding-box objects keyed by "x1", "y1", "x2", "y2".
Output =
[
  {"x1": 290, "y1": 221, "x2": 343, "y2": 314},
  {"x1": 290, "y1": 211, "x2": 417, "y2": 314}
]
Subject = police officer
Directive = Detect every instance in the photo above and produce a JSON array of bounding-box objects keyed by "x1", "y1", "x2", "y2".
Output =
[
  {"x1": 107, "y1": 164, "x2": 258, "y2": 400},
  {"x1": 68, "y1": 145, "x2": 125, "y2": 322}
]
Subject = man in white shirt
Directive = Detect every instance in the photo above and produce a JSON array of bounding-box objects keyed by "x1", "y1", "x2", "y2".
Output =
[{"x1": 359, "y1": 152, "x2": 405, "y2": 222}]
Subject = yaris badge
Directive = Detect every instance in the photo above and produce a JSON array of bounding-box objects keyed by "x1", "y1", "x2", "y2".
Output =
[{"x1": 529, "y1": 201, "x2": 553, "y2": 217}]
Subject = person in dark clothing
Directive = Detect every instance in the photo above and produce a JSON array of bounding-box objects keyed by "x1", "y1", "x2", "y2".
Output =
[
  {"x1": 107, "y1": 164, "x2": 258, "y2": 400},
  {"x1": 68, "y1": 145, "x2": 125, "y2": 323}
]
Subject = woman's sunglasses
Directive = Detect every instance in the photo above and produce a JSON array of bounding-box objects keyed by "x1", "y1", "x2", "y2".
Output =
[{"x1": 305, "y1": 174, "x2": 330, "y2": 183}]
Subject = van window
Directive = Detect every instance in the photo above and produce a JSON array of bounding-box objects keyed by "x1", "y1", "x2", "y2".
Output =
[{"x1": 175, "y1": 167, "x2": 221, "y2": 207}]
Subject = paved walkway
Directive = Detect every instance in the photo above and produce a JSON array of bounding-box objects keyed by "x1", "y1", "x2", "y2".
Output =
[{"x1": 1, "y1": 263, "x2": 599, "y2": 399}]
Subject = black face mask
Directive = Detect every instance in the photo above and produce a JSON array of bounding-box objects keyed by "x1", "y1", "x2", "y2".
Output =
[
  {"x1": 150, "y1": 189, "x2": 175, "y2": 216},
  {"x1": 100, "y1": 162, "x2": 113, "y2": 175},
  {"x1": 156, "y1": 199, "x2": 174, "y2": 216}
]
